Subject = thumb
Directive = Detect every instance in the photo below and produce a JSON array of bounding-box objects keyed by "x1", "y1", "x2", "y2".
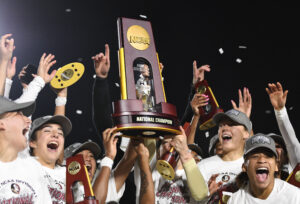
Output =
[{"x1": 49, "y1": 70, "x2": 57, "y2": 80}]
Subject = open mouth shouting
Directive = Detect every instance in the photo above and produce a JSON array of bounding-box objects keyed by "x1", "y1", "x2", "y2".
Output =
[
  {"x1": 222, "y1": 133, "x2": 232, "y2": 143},
  {"x1": 47, "y1": 141, "x2": 59, "y2": 152},
  {"x1": 256, "y1": 167, "x2": 269, "y2": 183},
  {"x1": 85, "y1": 163, "x2": 93, "y2": 178}
]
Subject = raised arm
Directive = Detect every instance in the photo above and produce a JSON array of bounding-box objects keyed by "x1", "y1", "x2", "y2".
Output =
[
  {"x1": 132, "y1": 139, "x2": 154, "y2": 204},
  {"x1": 14, "y1": 53, "x2": 56, "y2": 103},
  {"x1": 171, "y1": 126, "x2": 208, "y2": 201},
  {"x1": 0, "y1": 34, "x2": 14, "y2": 95},
  {"x1": 266, "y1": 82, "x2": 300, "y2": 167},
  {"x1": 92, "y1": 44, "x2": 113, "y2": 136},
  {"x1": 53, "y1": 88, "x2": 67, "y2": 116},
  {"x1": 180, "y1": 62, "x2": 210, "y2": 124},
  {"x1": 4, "y1": 56, "x2": 17, "y2": 98},
  {"x1": 187, "y1": 93, "x2": 209, "y2": 144},
  {"x1": 93, "y1": 127, "x2": 118, "y2": 203}
]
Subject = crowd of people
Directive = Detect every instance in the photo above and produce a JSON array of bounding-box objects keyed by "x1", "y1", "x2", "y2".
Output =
[{"x1": 1, "y1": 32, "x2": 300, "y2": 204}]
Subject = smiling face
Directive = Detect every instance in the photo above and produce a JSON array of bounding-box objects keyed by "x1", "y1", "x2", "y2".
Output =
[
  {"x1": 243, "y1": 149, "x2": 278, "y2": 195},
  {"x1": 30, "y1": 123, "x2": 64, "y2": 168},
  {"x1": 76, "y1": 149, "x2": 96, "y2": 181},
  {"x1": 0, "y1": 111, "x2": 31, "y2": 153},
  {"x1": 157, "y1": 135, "x2": 173, "y2": 159},
  {"x1": 218, "y1": 118, "x2": 249, "y2": 154}
]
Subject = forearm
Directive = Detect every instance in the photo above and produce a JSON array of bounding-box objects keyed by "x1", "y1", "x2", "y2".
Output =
[
  {"x1": 14, "y1": 76, "x2": 45, "y2": 103},
  {"x1": 187, "y1": 115, "x2": 200, "y2": 144},
  {"x1": 180, "y1": 84, "x2": 195, "y2": 125},
  {"x1": 113, "y1": 145, "x2": 138, "y2": 191},
  {"x1": 0, "y1": 60, "x2": 8, "y2": 95},
  {"x1": 4, "y1": 78, "x2": 12, "y2": 98},
  {"x1": 275, "y1": 107, "x2": 300, "y2": 167},
  {"x1": 92, "y1": 77, "x2": 113, "y2": 135},
  {"x1": 54, "y1": 96, "x2": 66, "y2": 115},
  {"x1": 138, "y1": 156, "x2": 154, "y2": 204},
  {"x1": 183, "y1": 158, "x2": 208, "y2": 201},
  {"x1": 93, "y1": 167, "x2": 111, "y2": 204}
]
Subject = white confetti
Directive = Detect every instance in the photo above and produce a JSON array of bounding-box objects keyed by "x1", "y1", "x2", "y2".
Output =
[
  {"x1": 265, "y1": 110, "x2": 271, "y2": 114},
  {"x1": 289, "y1": 106, "x2": 294, "y2": 110},
  {"x1": 115, "y1": 83, "x2": 120, "y2": 87},
  {"x1": 238, "y1": 45, "x2": 247, "y2": 49},
  {"x1": 139, "y1": 14, "x2": 147, "y2": 19},
  {"x1": 205, "y1": 131, "x2": 210, "y2": 138},
  {"x1": 65, "y1": 8, "x2": 71, "y2": 12},
  {"x1": 93, "y1": 74, "x2": 96, "y2": 78},
  {"x1": 236, "y1": 58, "x2": 242, "y2": 63},
  {"x1": 218, "y1": 48, "x2": 224, "y2": 54},
  {"x1": 76, "y1": 109, "x2": 83, "y2": 115}
]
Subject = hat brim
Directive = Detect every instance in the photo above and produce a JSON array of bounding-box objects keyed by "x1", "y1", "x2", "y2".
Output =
[
  {"x1": 244, "y1": 144, "x2": 278, "y2": 158},
  {"x1": 73, "y1": 141, "x2": 102, "y2": 159},
  {"x1": 3, "y1": 100, "x2": 36, "y2": 117},
  {"x1": 39, "y1": 115, "x2": 72, "y2": 137},
  {"x1": 213, "y1": 112, "x2": 235, "y2": 125}
]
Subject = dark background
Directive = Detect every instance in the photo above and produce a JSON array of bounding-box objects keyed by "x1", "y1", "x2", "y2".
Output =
[{"x1": 1, "y1": 1, "x2": 299, "y2": 203}]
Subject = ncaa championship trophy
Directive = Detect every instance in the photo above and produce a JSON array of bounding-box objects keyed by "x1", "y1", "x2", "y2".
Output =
[
  {"x1": 194, "y1": 80, "x2": 223, "y2": 130},
  {"x1": 286, "y1": 163, "x2": 300, "y2": 188},
  {"x1": 112, "y1": 17, "x2": 181, "y2": 180},
  {"x1": 66, "y1": 155, "x2": 99, "y2": 204}
]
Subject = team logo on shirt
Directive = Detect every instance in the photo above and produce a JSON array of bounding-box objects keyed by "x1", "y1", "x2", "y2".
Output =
[
  {"x1": 10, "y1": 183, "x2": 20, "y2": 194},
  {"x1": 222, "y1": 175, "x2": 230, "y2": 182}
]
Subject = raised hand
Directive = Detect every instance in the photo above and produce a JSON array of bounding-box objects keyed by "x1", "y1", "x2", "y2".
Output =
[
  {"x1": 0, "y1": 34, "x2": 15, "y2": 62},
  {"x1": 91, "y1": 44, "x2": 110, "y2": 78},
  {"x1": 6, "y1": 56, "x2": 17, "y2": 79},
  {"x1": 190, "y1": 93, "x2": 209, "y2": 116},
  {"x1": 132, "y1": 138, "x2": 149, "y2": 159},
  {"x1": 36, "y1": 53, "x2": 57, "y2": 83},
  {"x1": 192, "y1": 61, "x2": 210, "y2": 86},
  {"x1": 266, "y1": 82, "x2": 288, "y2": 111},
  {"x1": 231, "y1": 87, "x2": 252, "y2": 118},
  {"x1": 102, "y1": 127, "x2": 119, "y2": 160}
]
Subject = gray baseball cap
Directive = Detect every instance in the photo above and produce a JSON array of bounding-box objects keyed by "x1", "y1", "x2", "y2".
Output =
[
  {"x1": 29, "y1": 115, "x2": 72, "y2": 139},
  {"x1": 0, "y1": 96, "x2": 35, "y2": 117},
  {"x1": 244, "y1": 133, "x2": 278, "y2": 158},
  {"x1": 266, "y1": 133, "x2": 287, "y2": 153},
  {"x1": 188, "y1": 143, "x2": 204, "y2": 158},
  {"x1": 64, "y1": 140, "x2": 102, "y2": 160},
  {"x1": 213, "y1": 109, "x2": 252, "y2": 134}
]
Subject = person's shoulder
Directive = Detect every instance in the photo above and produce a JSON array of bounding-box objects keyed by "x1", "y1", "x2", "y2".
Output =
[
  {"x1": 198, "y1": 155, "x2": 221, "y2": 166},
  {"x1": 277, "y1": 178, "x2": 300, "y2": 192},
  {"x1": 227, "y1": 186, "x2": 248, "y2": 203}
]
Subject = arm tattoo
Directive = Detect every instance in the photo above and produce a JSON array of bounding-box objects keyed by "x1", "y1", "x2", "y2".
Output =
[{"x1": 139, "y1": 157, "x2": 149, "y2": 203}]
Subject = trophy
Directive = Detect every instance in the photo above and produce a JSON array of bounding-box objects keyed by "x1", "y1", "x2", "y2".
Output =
[
  {"x1": 51, "y1": 62, "x2": 85, "y2": 89},
  {"x1": 286, "y1": 163, "x2": 300, "y2": 188},
  {"x1": 194, "y1": 80, "x2": 223, "y2": 130},
  {"x1": 66, "y1": 154, "x2": 99, "y2": 204},
  {"x1": 112, "y1": 17, "x2": 181, "y2": 138}
]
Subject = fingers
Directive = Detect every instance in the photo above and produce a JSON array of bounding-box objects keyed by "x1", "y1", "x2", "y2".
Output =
[
  {"x1": 105, "y1": 44, "x2": 110, "y2": 59},
  {"x1": 49, "y1": 70, "x2": 57, "y2": 81},
  {"x1": 277, "y1": 82, "x2": 283, "y2": 92},
  {"x1": 102, "y1": 127, "x2": 117, "y2": 141},
  {"x1": 199, "y1": 65, "x2": 211, "y2": 72},
  {"x1": 231, "y1": 100, "x2": 237, "y2": 109},
  {"x1": 193, "y1": 60, "x2": 197, "y2": 75},
  {"x1": 265, "y1": 87, "x2": 271, "y2": 95},
  {"x1": 0, "y1": 34, "x2": 12, "y2": 47},
  {"x1": 238, "y1": 89, "x2": 243, "y2": 104}
]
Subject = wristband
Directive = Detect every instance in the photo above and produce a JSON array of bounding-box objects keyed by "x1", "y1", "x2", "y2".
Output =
[
  {"x1": 55, "y1": 96, "x2": 67, "y2": 106},
  {"x1": 101, "y1": 156, "x2": 114, "y2": 169}
]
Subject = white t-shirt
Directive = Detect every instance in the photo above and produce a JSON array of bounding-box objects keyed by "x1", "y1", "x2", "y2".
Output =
[
  {"x1": 105, "y1": 170, "x2": 126, "y2": 203},
  {"x1": 41, "y1": 165, "x2": 66, "y2": 204},
  {"x1": 227, "y1": 178, "x2": 300, "y2": 204},
  {"x1": 198, "y1": 155, "x2": 244, "y2": 187},
  {"x1": 0, "y1": 157, "x2": 52, "y2": 203},
  {"x1": 152, "y1": 169, "x2": 197, "y2": 204}
]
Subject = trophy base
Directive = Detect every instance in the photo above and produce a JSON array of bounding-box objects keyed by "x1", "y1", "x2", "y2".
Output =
[
  {"x1": 113, "y1": 100, "x2": 181, "y2": 138},
  {"x1": 156, "y1": 160, "x2": 175, "y2": 180}
]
